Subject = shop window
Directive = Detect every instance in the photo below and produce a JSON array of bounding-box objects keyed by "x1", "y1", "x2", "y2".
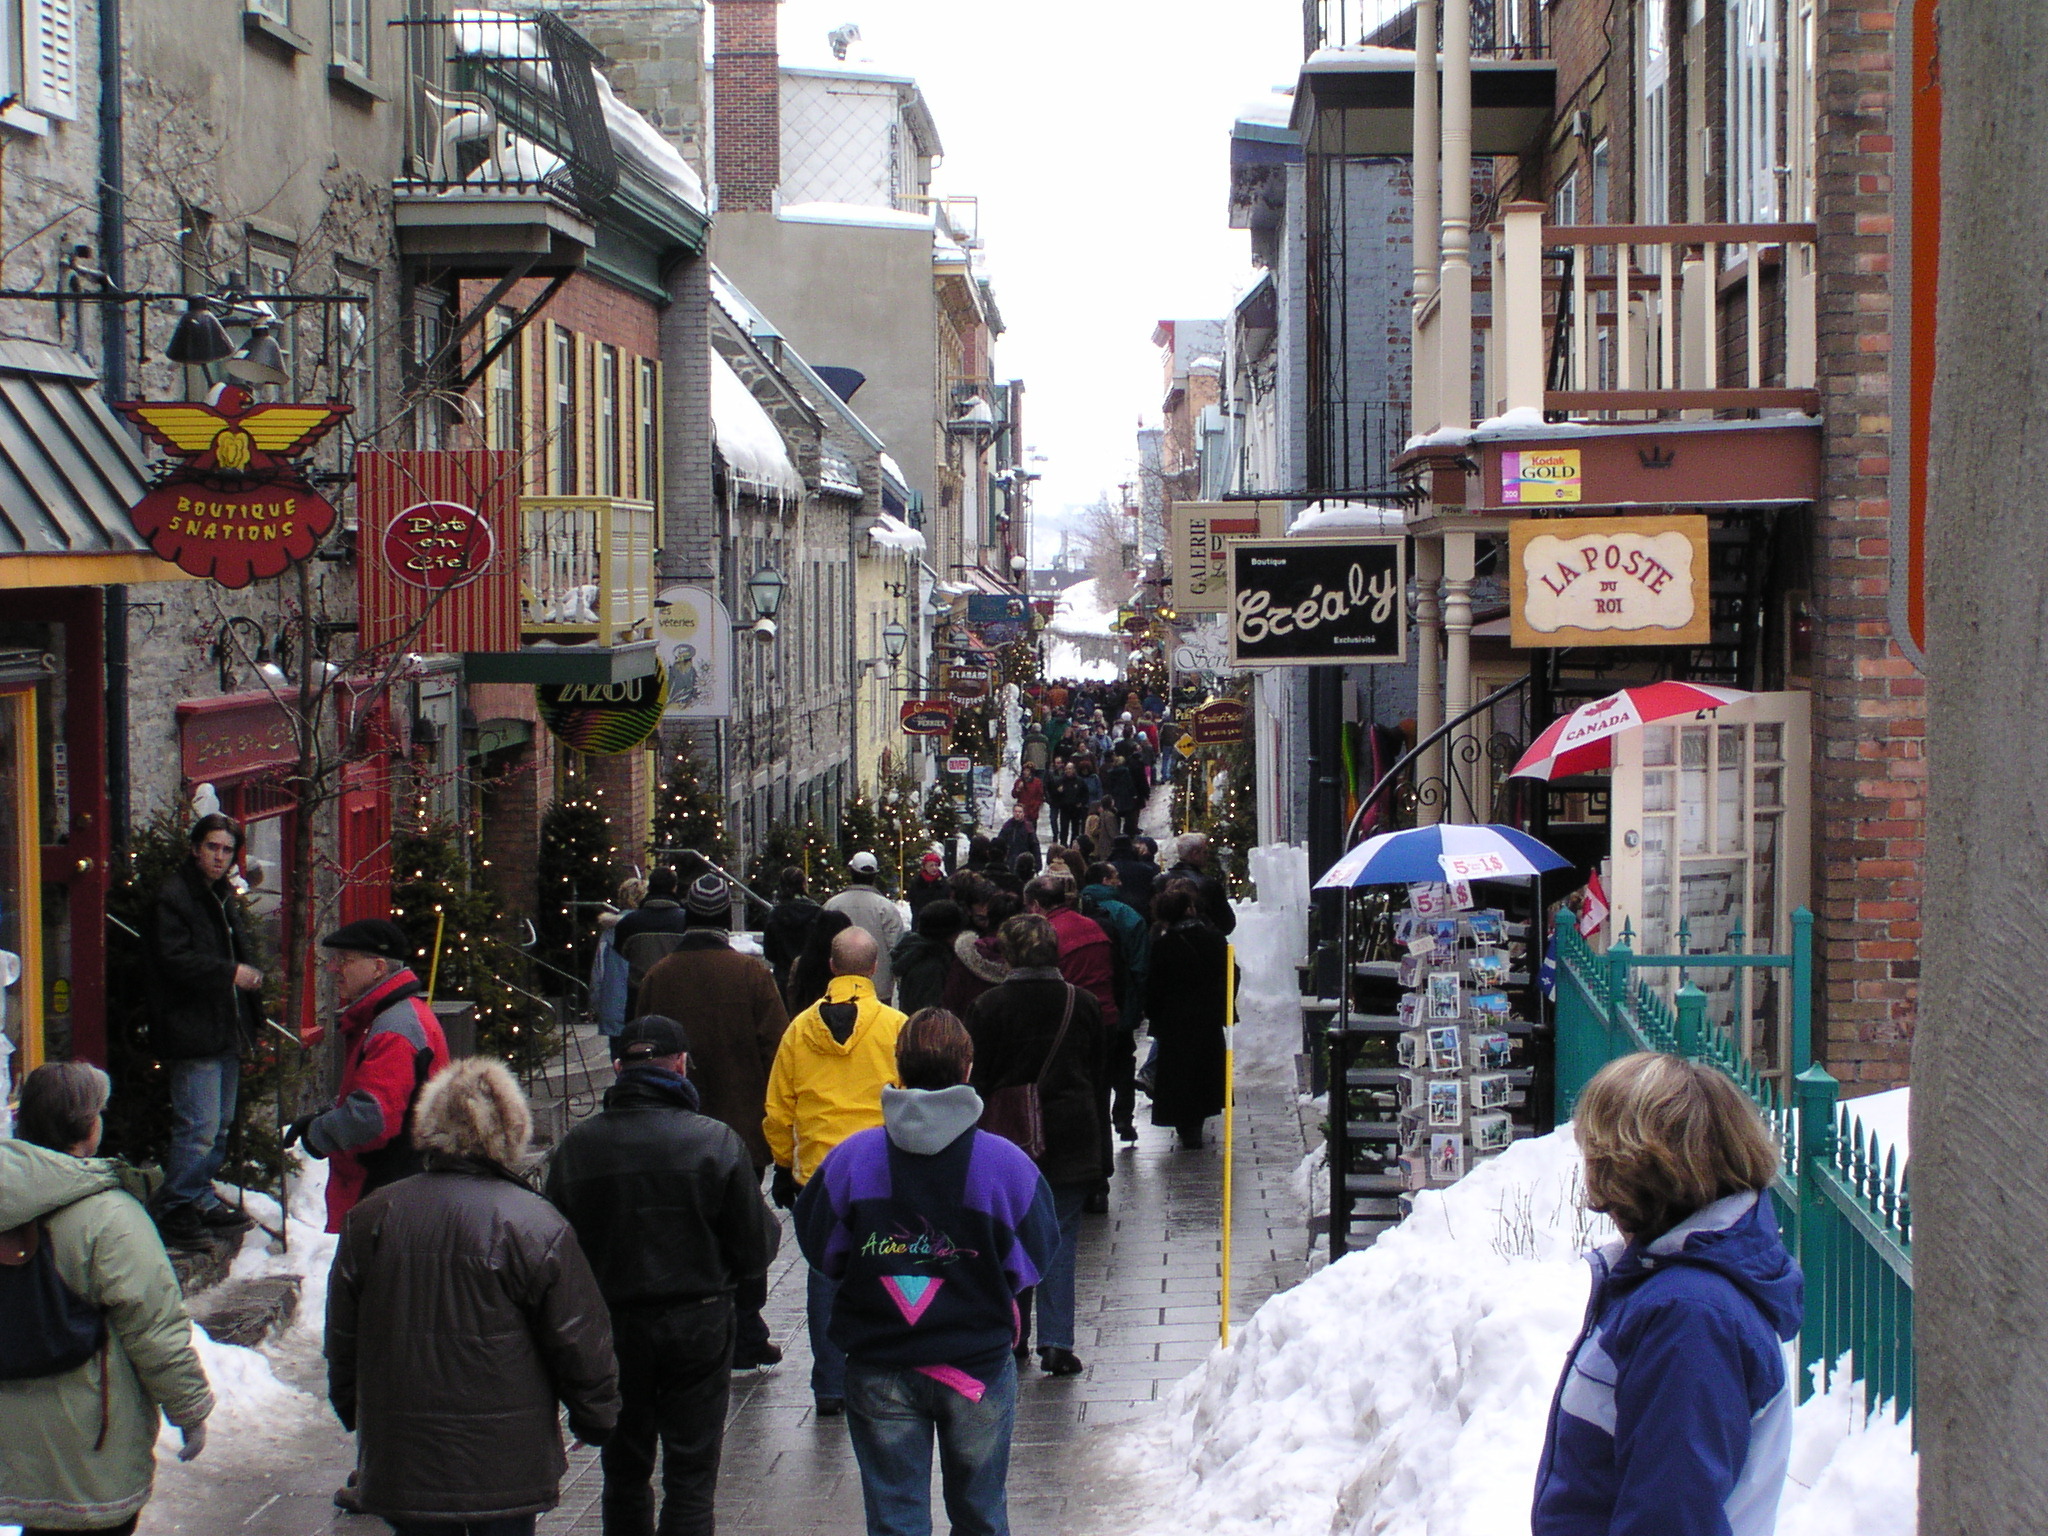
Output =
[
  {"x1": 552, "y1": 325, "x2": 578, "y2": 494},
  {"x1": 637, "y1": 357, "x2": 659, "y2": 501},
  {"x1": 1724, "y1": 0, "x2": 1780, "y2": 224},
  {"x1": 487, "y1": 306, "x2": 521, "y2": 457},
  {"x1": 246, "y1": 237, "x2": 300, "y2": 397},
  {"x1": 596, "y1": 344, "x2": 620, "y2": 496}
]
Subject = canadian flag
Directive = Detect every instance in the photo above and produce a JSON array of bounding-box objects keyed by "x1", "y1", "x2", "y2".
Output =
[{"x1": 1578, "y1": 871, "x2": 1611, "y2": 938}]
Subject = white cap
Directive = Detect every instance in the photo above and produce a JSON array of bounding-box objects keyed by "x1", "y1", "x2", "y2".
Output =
[{"x1": 849, "y1": 851, "x2": 880, "y2": 872}]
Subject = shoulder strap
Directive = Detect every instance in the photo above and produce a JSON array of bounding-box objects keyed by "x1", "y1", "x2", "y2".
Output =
[{"x1": 1034, "y1": 984, "x2": 1079, "y2": 1092}]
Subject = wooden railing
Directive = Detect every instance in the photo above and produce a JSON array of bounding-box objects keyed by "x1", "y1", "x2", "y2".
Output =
[
  {"x1": 519, "y1": 496, "x2": 658, "y2": 644},
  {"x1": 1485, "y1": 204, "x2": 1820, "y2": 422}
]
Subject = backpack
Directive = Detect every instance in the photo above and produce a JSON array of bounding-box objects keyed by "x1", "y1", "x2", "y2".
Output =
[{"x1": 0, "y1": 1218, "x2": 106, "y2": 1381}]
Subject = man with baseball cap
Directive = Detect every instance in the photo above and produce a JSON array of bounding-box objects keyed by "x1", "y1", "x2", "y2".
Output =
[
  {"x1": 284, "y1": 918, "x2": 450, "y2": 1233},
  {"x1": 822, "y1": 851, "x2": 905, "y2": 1004},
  {"x1": 634, "y1": 871, "x2": 790, "y2": 1367},
  {"x1": 546, "y1": 1015, "x2": 779, "y2": 1536}
]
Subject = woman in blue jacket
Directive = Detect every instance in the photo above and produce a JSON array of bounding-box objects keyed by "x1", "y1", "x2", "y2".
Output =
[{"x1": 1534, "y1": 1052, "x2": 1804, "y2": 1536}]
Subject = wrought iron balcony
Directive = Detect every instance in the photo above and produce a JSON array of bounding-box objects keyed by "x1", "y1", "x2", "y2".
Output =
[{"x1": 391, "y1": 9, "x2": 617, "y2": 273}]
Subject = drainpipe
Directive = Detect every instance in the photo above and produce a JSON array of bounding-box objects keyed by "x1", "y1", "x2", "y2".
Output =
[{"x1": 99, "y1": 0, "x2": 130, "y2": 848}]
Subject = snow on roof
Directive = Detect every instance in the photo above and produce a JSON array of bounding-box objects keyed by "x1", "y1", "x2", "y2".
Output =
[
  {"x1": 1049, "y1": 577, "x2": 1121, "y2": 639},
  {"x1": 780, "y1": 202, "x2": 933, "y2": 231},
  {"x1": 866, "y1": 512, "x2": 927, "y2": 555},
  {"x1": 1407, "y1": 411, "x2": 1824, "y2": 453},
  {"x1": 709, "y1": 268, "x2": 780, "y2": 341},
  {"x1": 1235, "y1": 92, "x2": 1296, "y2": 129},
  {"x1": 1304, "y1": 44, "x2": 1420, "y2": 67},
  {"x1": 818, "y1": 440, "x2": 863, "y2": 498},
  {"x1": 879, "y1": 451, "x2": 908, "y2": 487},
  {"x1": 1289, "y1": 500, "x2": 1409, "y2": 536},
  {"x1": 711, "y1": 351, "x2": 804, "y2": 499}
]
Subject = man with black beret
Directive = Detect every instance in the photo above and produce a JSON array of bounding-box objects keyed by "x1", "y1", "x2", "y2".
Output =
[
  {"x1": 545, "y1": 1014, "x2": 780, "y2": 1536},
  {"x1": 283, "y1": 917, "x2": 450, "y2": 1233}
]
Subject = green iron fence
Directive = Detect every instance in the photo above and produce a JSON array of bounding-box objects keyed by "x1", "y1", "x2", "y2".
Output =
[{"x1": 1553, "y1": 910, "x2": 1914, "y2": 1420}]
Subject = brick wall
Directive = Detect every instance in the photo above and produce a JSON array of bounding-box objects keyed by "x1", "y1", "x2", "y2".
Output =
[
  {"x1": 714, "y1": 0, "x2": 780, "y2": 211},
  {"x1": 1811, "y1": 0, "x2": 1918, "y2": 1089}
]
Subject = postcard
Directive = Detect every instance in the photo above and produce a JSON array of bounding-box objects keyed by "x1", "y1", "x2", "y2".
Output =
[
  {"x1": 1471, "y1": 1112, "x2": 1513, "y2": 1154},
  {"x1": 1427, "y1": 971, "x2": 1464, "y2": 1020},
  {"x1": 1430, "y1": 1133, "x2": 1467, "y2": 1180},
  {"x1": 1426, "y1": 1025, "x2": 1463, "y2": 1073},
  {"x1": 1427, "y1": 1078, "x2": 1464, "y2": 1126},
  {"x1": 1470, "y1": 1072, "x2": 1513, "y2": 1111},
  {"x1": 1467, "y1": 948, "x2": 1509, "y2": 987},
  {"x1": 1471, "y1": 989, "x2": 1513, "y2": 1018}
]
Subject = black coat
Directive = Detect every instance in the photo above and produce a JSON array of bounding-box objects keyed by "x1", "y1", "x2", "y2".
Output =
[
  {"x1": 327, "y1": 1158, "x2": 620, "y2": 1524},
  {"x1": 1165, "y1": 861, "x2": 1236, "y2": 935},
  {"x1": 146, "y1": 861, "x2": 261, "y2": 1059},
  {"x1": 993, "y1": 817, "x2": 1039, "y2": 870},
  {"x1": 1145, "y1": 921, "x2": 1234, "y2": 1129},
  {"x1": 1110, "y1": 857, "x2": 1160, "y2": 915},
  {"x1": 889, "y1": 930, "x2": 957, "y2": 1018},
  {"x1": 762, "y1": 897, "x2": 822, "y2": 990},
  {"x1": 964, "y1": 971, "x2": 1109, "y2": 1188},
  {"x1": 544, "y1": 1069, "x2": 781, "y2": 1307}
]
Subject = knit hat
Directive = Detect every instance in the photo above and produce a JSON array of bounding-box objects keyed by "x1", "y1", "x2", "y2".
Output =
[{"x1": 684, "y1": 872, "x2": 731, "y2": 918}]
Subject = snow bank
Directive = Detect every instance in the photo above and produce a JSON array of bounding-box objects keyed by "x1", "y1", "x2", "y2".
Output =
[
  {"x1": 1844, "y1": 1085, "x2": 1908, "y2": 1164},
  {"x1": 1051, "y1": 576, "x2": 1121, "y2": 638},
  {"x1": 1046, "y1": 641, "x2": 1118, "y2": 682},
  {"x1": 1118, "y1": 1128, "x2": 1917, "y2": 1536},
  {"x1": 867, "y1": 512, "x2": 927, "y2": 555},
  {"x1": 780, "y1": 201, "x2": 933, "y2": 230}
]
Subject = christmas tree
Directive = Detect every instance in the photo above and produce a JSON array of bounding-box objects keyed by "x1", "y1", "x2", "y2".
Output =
[
  {"x1": 870, "y1": 762, "x2": 932, "y2": 890},
  {"x1": 837, "y1": 789, "x2": 887, "y2": 886},
  {"x1": 536, "y1": 757, "x2": 621, "y2": 984},
  {"x1": 392, "y1": 824, "x2": 556, "y2": 1075},
  {"x1": 651, "y1": 743, "x2": 732, "y2": 868},
  {"x1": 996, "y1": 636, "x2": 1041, "y2": 689},
  {"x1": 748, "y1": 820, "x2": 838, "y2": 894},
  {"x1": 924, "y1": 781, "x2": 961, "y2": 845}
]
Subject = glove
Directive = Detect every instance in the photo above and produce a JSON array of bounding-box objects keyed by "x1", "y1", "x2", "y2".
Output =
[
  {"x1": 770, "y1": 1166, "x2": 800, "y2": 1209},
  {"x1": 281, "y1": 1116, "x2": 320, "y2": 1154},
  {"x1": 177, "y1": 1421, "x2": 208, "y2": 1462}
]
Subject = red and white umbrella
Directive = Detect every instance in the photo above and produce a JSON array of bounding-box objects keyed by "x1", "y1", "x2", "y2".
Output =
[{"x1": 1510, "y1": 682, "x2": 1753, "y2": 781}]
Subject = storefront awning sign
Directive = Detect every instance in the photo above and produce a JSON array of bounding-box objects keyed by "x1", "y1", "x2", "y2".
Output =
[
  {"x1": 900, "y1": 700, "x2": 955, "y2": 735},
  {"x1": 117, "y1": 384, "x2": 349, "y2": 589},
  {"x1": 536, "y1": 668, "x2": 670, "y2": 756},
  {"x1": 382, "y1": 501, "x2": 495, "y2": 591},
  {"x1": 1226, "y1": 538, "x2": 1406, "y2": 667},
  {"x1": 1188, "y1": 698, "x2": 1250, "y2": 745},
  {"x1": 1509, "y1": 515, "x2": 1711, "y2": 648}
]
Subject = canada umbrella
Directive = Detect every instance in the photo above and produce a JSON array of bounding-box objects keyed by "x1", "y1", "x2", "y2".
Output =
[{"x1": 1509, "y1": 682, "x2": 1753, "y2": 782}]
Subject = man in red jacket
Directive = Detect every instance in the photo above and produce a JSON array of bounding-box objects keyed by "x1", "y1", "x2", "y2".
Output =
[{"x1": 285, "y1": 918, "x2": 450, "y2": 1233}]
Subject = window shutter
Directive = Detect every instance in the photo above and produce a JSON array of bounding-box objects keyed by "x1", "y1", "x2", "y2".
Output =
[{"x1": 24, "y1": 0, "x2": 77, "y2": 121}]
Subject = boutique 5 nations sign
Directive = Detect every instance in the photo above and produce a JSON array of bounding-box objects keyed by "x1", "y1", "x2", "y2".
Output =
[{"x1": 1225, "y1": 539, "x2": 1406, "y2": 667}]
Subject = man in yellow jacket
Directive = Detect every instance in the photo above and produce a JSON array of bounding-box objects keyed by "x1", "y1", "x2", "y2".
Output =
[{"x1": 762, "y1": 924, "x2": 907, "y2": 1415}]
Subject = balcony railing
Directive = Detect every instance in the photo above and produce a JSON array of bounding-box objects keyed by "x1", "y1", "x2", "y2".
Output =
[
  {"x1": 520, "y1": 497, "x2": 658, "y2": 644},
  {"x1": 1483, "y1": 205, "x2": 1819, "y2": 422}
]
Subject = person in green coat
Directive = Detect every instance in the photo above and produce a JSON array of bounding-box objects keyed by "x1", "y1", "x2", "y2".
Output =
[{"x1": 0, "y1": 1063, "x2": 213, "y2": 1535}]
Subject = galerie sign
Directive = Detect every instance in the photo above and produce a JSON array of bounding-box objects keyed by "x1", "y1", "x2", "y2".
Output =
[
  {"x1": 1225, "y1": 538, "x2": 1406, "y2": 667},
  {"x1": 1509, "y1": 515, "x2": 1710, "y2": 648},
  {"x1": 1170, "y1": 501, "x2": 1285, "y2": 614}
]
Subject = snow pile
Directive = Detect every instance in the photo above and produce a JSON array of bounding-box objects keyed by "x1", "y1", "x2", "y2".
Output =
[
  {"x1": 1289, "y1": 500, "x2": 1409, "y2": 536},
  {"x1": 1119, "y1": 1127, "x2": 1917, "y2": 1536},
  {"x1": 780, "y1": 201, "x2": 933, "y2": 230},
  {"x1": 1843, "y1": 1085, "x2": 1908, "y2": 1164},
  {"x1": 1050, "y1": 576, "x2": 1121, "y2": 638},
  {"x1": 1046, "y1": 642, "x2": 1119, "y2": 683},
  {"x1": 867, "y1": 512, "x2": 927, "y2": 555},
  {"x1": 1235, "y1": 92, "x2": 1296, "y2": 130},
  {"x1": 711, "y1": 350, "x2": 804, "y2": 499}
]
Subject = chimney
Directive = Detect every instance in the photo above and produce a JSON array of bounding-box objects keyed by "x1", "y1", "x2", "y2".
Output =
[{"x1": 714, "y1": 0, "x2": 780, "y2": 212}]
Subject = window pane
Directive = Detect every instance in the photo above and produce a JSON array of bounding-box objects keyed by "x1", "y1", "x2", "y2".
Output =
[
  {"x1": 1642, "y1": 723, "x2": 1675, "y2": 767},
  {"x1": 1643, "y1": 770, "x2": 1673, "y2": 813},
  {"x1": 1754, "y1": 722, "x2": 1782, "y2": 763}
]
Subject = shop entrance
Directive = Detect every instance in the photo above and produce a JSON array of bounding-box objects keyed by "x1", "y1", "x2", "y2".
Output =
[{"x1": 1606, "y1": 690, "x2": 1813, "y2": 1079}]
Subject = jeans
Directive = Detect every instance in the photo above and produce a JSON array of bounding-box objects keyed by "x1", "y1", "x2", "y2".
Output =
[
  {"x1": 602, "y1": 1297, "x2": 734, "y2": 1536},
  {"x1": 807, "y1": 1265, "x2": 846, "y2": 1399},
  {"x1": 1033, "y1": 1183, "x2": 1092, "y2": 1351},
  {"x1": 387, "y1": 1520, "x2": 535, "y2": 1536},
  {"x1": 843, "y1": 1356, "x2": 1018, "y2": 1536},
  {"x1": 162, "y1": 1050, "x2": 240, "y2": 1210}
]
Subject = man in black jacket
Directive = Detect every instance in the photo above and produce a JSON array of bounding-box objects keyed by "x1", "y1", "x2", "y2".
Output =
[
  {"x1": 544, "y1": 1015, "x2": 781, "y2": 1536},
  {"x1": 611, "y1": 866, "x2": 693, "y2": 1000},
  {"x1": 1166, "y1": 833, "x2": 1237, "y2": 936},
  {"x1": 147, "y1": 814, "x2": 265, "y2": 1243}
]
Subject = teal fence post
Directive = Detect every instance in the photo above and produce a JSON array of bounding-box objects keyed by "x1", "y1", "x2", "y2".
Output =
[
  {"x1": 1793, "y1": 1062, "x2": 1840, "y2": 1401},
  {"x1": 1675, "y1": 983, "x2": 1706, "y2": 1060},
  {"x1": 1604, "y1": 936, "x2": 1634, "y2": 1057},
  {"x1": 1791, "y1": 908, "x2": 1815, "y2": 1077}
]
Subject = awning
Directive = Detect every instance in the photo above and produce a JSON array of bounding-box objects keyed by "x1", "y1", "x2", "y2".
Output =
[{"x1": 0, "y1": 340, "x2": 192, "y2": 588}]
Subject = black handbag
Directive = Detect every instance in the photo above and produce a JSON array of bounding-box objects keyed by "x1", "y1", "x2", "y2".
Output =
[{"x1": 977, "y1": 984, "x2": 1077, "y2": 1162}]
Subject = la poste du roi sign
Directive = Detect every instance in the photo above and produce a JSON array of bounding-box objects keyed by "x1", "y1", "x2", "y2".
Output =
[{"x1": 1509, "y1": 514, "x2": 1711, "y2": 649}]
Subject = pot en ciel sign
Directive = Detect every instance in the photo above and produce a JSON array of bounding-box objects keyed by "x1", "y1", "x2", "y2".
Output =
[{"x1": 1509, "y1": 515, "x2": 1710, "y2": 648}]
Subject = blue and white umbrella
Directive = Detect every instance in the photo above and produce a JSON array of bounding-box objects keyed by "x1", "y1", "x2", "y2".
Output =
[{"x1": 1313, "y1": 822, "x2": 1573, "y2": 890}]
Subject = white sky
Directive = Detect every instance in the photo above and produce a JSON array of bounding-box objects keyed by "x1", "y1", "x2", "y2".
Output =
[{"x1": 772, "y1": 0, "x2": 1306, "y2": 560}]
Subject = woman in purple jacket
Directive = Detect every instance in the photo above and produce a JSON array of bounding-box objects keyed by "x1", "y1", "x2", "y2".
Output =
[{"x1": 1534, "y1": 1052, "x2": 1803, "y2": 1536}]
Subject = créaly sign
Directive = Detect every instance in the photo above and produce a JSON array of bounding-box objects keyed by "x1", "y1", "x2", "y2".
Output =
[
  {"x1": 1509, "y1": 515, "x2": 1710, "y2": 648},
  {"x1": 1226, "y1": 538, "x2": 1406, "y2": 667},
  {"x1": 1170, "y1": 501, "x2": 1285, "y2": 613}
]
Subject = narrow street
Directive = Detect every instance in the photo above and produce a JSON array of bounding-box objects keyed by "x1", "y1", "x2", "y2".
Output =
[{"x1": 133, "y1": 977, "x2": 1313, "y2": 1536}]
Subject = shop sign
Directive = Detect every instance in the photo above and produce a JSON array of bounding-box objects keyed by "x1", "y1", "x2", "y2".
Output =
[
  {"x1": 946, "y1": 662, "x2": 993, "y2": 699},
  {"x1": 381, "y1": 501, "x2": 495, "y2": 591},
  {"x1": 1188, "y1": 698, "x2": 1250, "y2": 745},
  {"x1": 536, "y1": 669, "x2": 670, "y2": 756},
  {"x1": 1509, "y1": 515, "x2": 1711, "y2": 648},
  {"x1": 1170, "y1": 500, "x2": 1285, "y2": 613},
  {"x1": 117, "y1": 385, "x2": 350, "y2": 589},
  {"x1": 900, "y1": 700, "x2": 955, "y2": 735},
  {"x1": 965, "y1": 593, "x2": 1030, "y2": 647},
  {"x1": 178, "y1": 693, "x2": 299, "y2": 783},
  {"x1": 1226, "y1": 538, "x2": 1406, "y2": 667},
  {"x1": 653, "y1": 585, "x2": 734, "y2": 720},
  {"x1": 945, "y1": 756, "x2": 972, "y2": 775},
  {"x1": 1500, "y1": 447, "x2": 1582, "y2": 505}
]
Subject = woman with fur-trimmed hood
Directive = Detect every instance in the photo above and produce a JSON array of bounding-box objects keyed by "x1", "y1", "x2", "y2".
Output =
[{"x1": 326, "y1": 1059, "x2": 620, "y2": 1534}]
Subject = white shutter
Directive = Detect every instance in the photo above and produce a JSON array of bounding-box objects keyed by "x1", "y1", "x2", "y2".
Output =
[{"x1": 23, "y1": 0, "x2": 77, "y2": 122}]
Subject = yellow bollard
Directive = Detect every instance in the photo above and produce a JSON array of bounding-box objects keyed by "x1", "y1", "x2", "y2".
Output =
[
  {"x1": 427, "y1": 907, "x2": 447, "y2": 1003},
  {"x1": 1221, "y1": 941, "x2": 1237, "y2": 1347}
]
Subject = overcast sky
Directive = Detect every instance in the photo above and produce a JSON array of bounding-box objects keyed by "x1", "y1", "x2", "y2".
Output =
[{"x1": 773, "y1": 0, "x2": 1306, "y2": 559}]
